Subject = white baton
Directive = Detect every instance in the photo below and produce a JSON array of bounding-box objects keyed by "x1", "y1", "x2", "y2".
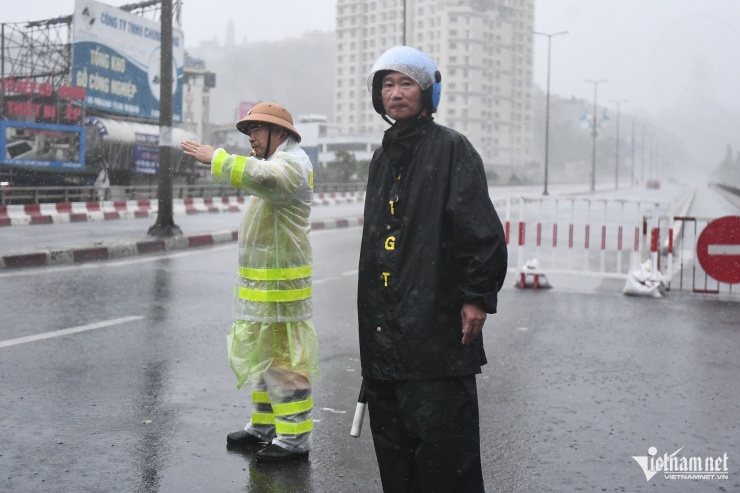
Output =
[{"x1": 350, "y1": 379, "x2": 367, "y2": 438}]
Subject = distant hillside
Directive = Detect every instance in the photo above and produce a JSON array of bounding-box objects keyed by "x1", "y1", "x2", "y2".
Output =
[{"x1": 188, "y1": 30, "x2": 335, "y2": 123}]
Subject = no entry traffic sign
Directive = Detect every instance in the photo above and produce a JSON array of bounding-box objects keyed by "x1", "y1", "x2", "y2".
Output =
[{"x1": 697, "y1": 216, "x2": 740, "y2": 284}]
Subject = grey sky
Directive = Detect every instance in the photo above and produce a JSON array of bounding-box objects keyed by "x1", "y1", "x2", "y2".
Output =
[{"x1": 5, "y1": 0, "x2": 740, "y2": 115}]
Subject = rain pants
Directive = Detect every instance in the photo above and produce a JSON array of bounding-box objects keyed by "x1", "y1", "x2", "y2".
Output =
[{"x1": 210, "y1": 137, "x2": 319, "y2": 452}]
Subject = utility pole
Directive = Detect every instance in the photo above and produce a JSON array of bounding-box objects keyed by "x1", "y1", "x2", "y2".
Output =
[
  {"x1": 148, "y1": 0, "x2": 182, "y2": 237},
  {"x1": 402, "y1": 0, "x2": 406, "y2": 45},
  {"x1": 649, "y1": 132, "x2": 654, "y2": 180},
  {"x1": 630, "y1": 117, "x2": 636, "y2": 186},
  {"x1": 641, "y1": 124, "x2": 646, "y2": 184},
  {"x1": 611, "y1": 99, "x2": 627, "y2": 189},
  {"x1": 534, "y1": 30, "x2": 568, "y2": 196},
  {"x1": 585, "y1": 79, "x2": 607, "y2": 192}
]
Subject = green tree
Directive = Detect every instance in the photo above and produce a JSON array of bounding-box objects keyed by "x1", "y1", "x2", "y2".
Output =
[{"x1": 324, "y1": 150, "x2": 370, "y2": 184}]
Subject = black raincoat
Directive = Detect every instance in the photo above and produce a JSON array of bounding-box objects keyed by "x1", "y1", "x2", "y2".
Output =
[{"x1": 358, "y1": 117, "x2": 508, "y2": 381}]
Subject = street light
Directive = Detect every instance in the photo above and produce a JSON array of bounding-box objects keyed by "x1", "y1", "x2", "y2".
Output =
[
  {"x1": 630, "y1": 116, "x2": 636, "y2": 186},
  {"x1": 585, "y1": 79, "x2": 607, "y2": 192},
  {"x1": 534, "y1": 30, "x2": 568, "y2": 196},
  {"x1": 610, "y1": 99, "x2": 627, "y2": 189}
]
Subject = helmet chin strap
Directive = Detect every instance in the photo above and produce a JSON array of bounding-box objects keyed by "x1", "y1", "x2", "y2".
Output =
[{"x1": 263, "y1": 124, "x2": 273, "y2": 159}]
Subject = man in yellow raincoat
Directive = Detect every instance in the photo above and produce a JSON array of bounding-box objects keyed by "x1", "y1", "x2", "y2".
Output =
[{"x1": 181, "y1": 102, "x2": 319, "y2": 462}]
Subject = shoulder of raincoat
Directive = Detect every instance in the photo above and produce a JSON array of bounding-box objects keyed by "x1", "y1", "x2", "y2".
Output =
[
  {"x1": 211, "y1": 138, "x2": 315, "y2": 323},
  {"x1": 357, "y1": 120, "x2": 508, "y2": 380}
]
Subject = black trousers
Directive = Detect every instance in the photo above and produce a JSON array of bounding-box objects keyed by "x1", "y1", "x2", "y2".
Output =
[{"x1": 365, "y1": 376, "x2": 485, "y2": 493}]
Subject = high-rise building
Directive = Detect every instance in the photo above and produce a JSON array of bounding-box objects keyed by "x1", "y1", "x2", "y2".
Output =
[{"x1": 334, "y1": 0, "x2": 534, "y2": 175}]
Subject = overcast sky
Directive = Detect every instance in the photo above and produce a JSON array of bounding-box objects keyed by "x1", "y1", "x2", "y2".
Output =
[{"x1": 4, "y1": 0, "x2": 740, "y2": 114}]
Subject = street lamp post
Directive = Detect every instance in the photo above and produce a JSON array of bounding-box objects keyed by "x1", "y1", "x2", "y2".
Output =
[
  {"x1": 611, "y1": 99, "x2": 627, "y2": 189},
  {"x1": 630, "y1": 117, "x2": 636, "y2": 186},
  {"x1": 641, "y1": 124, "x2": 646, "y2": 184},
  {"x1": 402, "y1": 0, "x2": 407, "y2": 45},
  {"x1": 585, "y1": 79, "x2": 607, "y2": 192},
  {"x1": 534, "y1": 30, "x2": 568, "y2": 196}
]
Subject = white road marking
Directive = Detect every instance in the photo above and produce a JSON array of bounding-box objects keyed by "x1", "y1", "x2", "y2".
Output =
[{"x1": 0, "y1": 316, "x2": 144, "y2": 349}]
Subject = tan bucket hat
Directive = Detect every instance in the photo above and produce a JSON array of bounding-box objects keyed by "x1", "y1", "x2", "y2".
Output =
[{"x1": 236, "y1": 102, "x2": 301, "y2": 142}]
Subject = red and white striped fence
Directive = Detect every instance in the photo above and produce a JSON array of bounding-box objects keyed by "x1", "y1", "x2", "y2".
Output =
[
  {"x1": 0, "y1": 191, "x2": 366, "y2": 227},
  {"x1": 500, "y1": 192, "x2": 737, "y2": 295},
  {"x1": 501, "y1": 195, "x2": 673, "y2": 278}
]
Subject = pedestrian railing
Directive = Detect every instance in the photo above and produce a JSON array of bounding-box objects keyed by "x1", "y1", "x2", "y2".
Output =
[{"x1": 0, "y1": 182, "x2": 366, "y2": 205}]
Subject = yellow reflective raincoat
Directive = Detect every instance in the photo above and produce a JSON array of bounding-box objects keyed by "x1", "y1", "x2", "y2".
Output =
[{"x1": 210, "y1": 138, "x2": 319, "y2": 388}]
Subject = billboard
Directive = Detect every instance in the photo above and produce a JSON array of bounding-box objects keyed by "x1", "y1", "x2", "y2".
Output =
[
  {"x1": 133, "y1": 132, "x2": 159, "y2": 174},
  {"x1": 0, "y1": 121, "x2": 86, "y2": 171},
  {"x1": 239, "y1": 101, "x2": 258, "y2": 120},
  {"x1": 72, "y1": 0, "x2": 184, "y2": 121}
]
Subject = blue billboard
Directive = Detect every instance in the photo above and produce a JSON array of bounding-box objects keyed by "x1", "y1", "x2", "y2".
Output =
[
  {"x1": 72, "y1": 0, "x2": 183, "y2": 122},
  {"x1": 0, "y1": 121, "x2": 86, "y2": 171}
]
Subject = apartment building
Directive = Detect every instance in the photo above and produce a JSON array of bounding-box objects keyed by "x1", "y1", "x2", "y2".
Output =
[{"x1": 334, "y1": 0, "x2": 534, "y2": 175}]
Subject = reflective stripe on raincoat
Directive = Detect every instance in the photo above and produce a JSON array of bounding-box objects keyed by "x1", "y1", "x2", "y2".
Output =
[{"x1": 210, "y1": 138, "x2": 319, "y2": 387}]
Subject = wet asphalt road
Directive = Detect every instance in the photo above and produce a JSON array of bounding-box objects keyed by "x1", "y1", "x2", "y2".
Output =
[{"x1": 1, "y1": 185, "x2": 739, "y2": 492}]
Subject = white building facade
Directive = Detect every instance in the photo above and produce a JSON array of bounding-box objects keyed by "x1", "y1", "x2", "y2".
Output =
[{"x1": 334, "y1": 0, "x2": 534, "y2": 175}]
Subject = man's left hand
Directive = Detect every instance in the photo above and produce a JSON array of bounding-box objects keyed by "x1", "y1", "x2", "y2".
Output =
[
  {"x1": 181, "y1": 140, "x2": 215, "y2": 165},
  {"x1": 461, "y1": 302, "x2": 487, "y2": 345}
]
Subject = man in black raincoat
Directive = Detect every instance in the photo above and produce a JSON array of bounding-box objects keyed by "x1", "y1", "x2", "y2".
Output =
[{"x1": 357, "y1": 46, "x2": 508, "y2": 492}]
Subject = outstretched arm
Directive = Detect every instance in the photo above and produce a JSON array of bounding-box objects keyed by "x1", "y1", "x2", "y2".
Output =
[{"x1": 181, "y1": 140, "x2": 215, "y2": 165}]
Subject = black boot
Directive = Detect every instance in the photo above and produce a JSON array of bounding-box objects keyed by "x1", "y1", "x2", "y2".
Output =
[
  {"x1": 227, "y1": 430, "x2": 268, "y2": 448},
  {"x1": 256, "y1": 444, "x2": 309, "y2": 462}
]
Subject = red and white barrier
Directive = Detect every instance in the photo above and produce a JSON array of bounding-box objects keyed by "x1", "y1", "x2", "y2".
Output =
[
  {"x1": 312, "y1": 191, "x2": 366, "y2": 206},
  {"x1": 503, "y1": 196, "x2": 673, "y2": 278},
  {"x1": 0, "y1": 191, "x2": 366, "y2": 227}
]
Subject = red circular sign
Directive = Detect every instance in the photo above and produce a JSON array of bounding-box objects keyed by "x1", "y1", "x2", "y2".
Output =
[{"x1": 697, "y1": 216, "x2": 740, "y2": 284}]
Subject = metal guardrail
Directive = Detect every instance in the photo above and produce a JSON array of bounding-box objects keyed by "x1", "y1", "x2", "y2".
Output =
[{"x1": 0, "y1": 182, "x2": 366, "y2": 205}]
